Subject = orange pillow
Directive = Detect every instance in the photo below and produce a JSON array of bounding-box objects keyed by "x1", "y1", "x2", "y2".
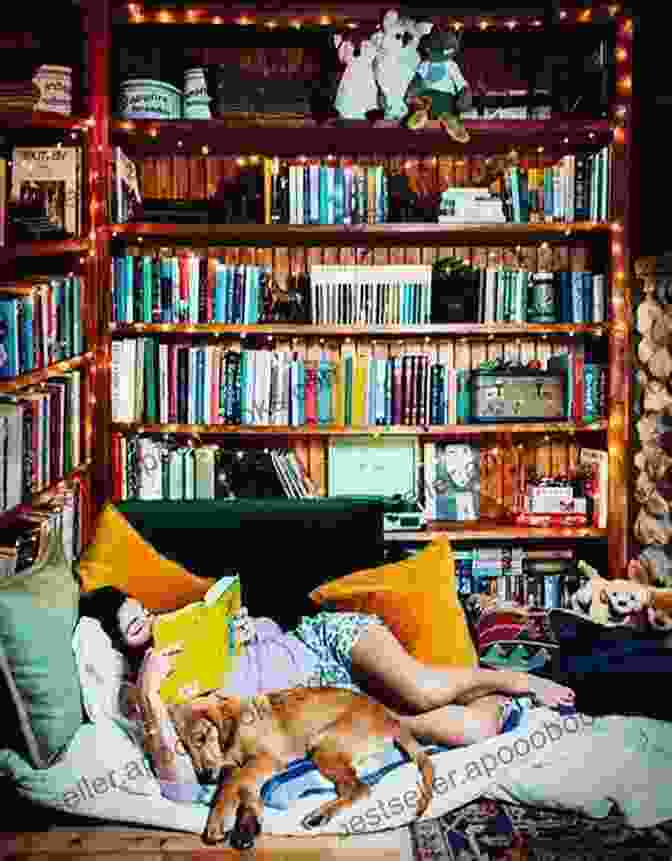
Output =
[
  {"x1": 309, "y1": 537, "x2": 478, "y2": 668},
  {"x1": 78, "y1": 503, "x2": 216, "y2": 611}
]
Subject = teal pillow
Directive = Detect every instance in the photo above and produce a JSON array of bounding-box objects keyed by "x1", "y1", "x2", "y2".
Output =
[{"x1": 0, "y1": 521, "x2": 83, "y2": 768}]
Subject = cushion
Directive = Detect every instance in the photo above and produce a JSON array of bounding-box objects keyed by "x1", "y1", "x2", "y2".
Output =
[
  {"x1": 0, "y1": 519, "x2": 82, "y2": 769},
  {"x1": 77, "y1": 503, "x2": 216, "y2": 612},
  {"x1": 309, "y1": 537, "x2": 478, "y2": 668}
]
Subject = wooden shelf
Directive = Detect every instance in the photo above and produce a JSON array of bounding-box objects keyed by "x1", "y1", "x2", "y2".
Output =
[
  {"x1": 0, "y1": 460, "x2": 94, "y2": 526},
  {"x1": 110, "y1": 117, "x2": 612, "y2": 157},
  {"x1": 107, "y1": 221, "x2": 611, "y2": 246},
  {"x1": 0, "y1": 239, "x2": 90, "y2": 265},
  {"x1": 0, "y1": 111, "x2": 91, "y2": 132},
  {"x1": 386, "y1": 524, "x2": 608, "y2": 542},
  {"x1": 111, "y1": 421, "x2": 607, "y2": 436},
  {"x1": 0, "y1": 353, "x2": 95, "y2": 394},
  {"x1": 109, "y1": 322, "x2": 608, "y2": 338}
]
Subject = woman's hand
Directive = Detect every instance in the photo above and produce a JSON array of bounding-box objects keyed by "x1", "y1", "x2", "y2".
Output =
[{"x1": 139, "y1": 643, "x2": 184, "y2": 696}]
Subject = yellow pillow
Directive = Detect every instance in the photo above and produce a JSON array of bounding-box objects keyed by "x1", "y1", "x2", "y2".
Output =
[
  {"x1": 309, "y1": 537, "x2": 478, "y2": 668},
  {"x1": 78, "y1": 503, "x2": 216, "y2": 611}
]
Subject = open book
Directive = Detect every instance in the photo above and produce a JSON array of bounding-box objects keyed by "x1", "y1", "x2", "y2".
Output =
[{"x1": 152, "y1": 575, "x2": 242, "y2": 704}]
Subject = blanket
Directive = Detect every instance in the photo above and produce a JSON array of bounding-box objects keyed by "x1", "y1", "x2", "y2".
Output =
[{"x1": 2, "y1": 619, "x2": 672, "y2": 837}]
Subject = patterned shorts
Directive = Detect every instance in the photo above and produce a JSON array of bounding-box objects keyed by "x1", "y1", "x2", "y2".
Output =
[{"x1": 291, "y1": 611, "x2": 387, "y2": 694}]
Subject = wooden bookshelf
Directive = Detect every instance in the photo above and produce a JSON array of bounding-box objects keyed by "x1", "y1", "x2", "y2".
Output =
[
  {"x1": 0, "y1": 460, "x2": 94, "y2": 527},
  {"x1": 91, "y1": 0, "x2": 638, "y2": 580},
  {"x1": 0, "y1": 239, "x2": 91, "y2": 266},
  {"x1": 109, "y1": 322, "x2": 608, "y2": 337},
  {"x1": 107, "y1": 221, "x2": 612, "y2": 245},
  {"x1": 0, "y1": 353, "x2": 95, "y2": 394},
  {"x1": 110, "y1": 117, "x2": 613, "y2": 157},
  {"x1": 0, "y1": 111, "x2": 91, "y2": 132},
  {"x1": 111, "y1": 421, "x2": 608, "y2": 436},
  {"x1": 387, "y1": 524, "x2": 608, "y2": 542}
]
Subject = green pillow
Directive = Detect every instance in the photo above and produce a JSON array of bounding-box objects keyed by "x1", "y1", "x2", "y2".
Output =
[{"x1": 0, "y1": 520, "x2": 83, "y2": 768}]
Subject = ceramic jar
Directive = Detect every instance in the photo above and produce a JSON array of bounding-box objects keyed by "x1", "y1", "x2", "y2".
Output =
[
  {"x1": 32, "y1": 65, "x2": 72, "y2": 115},
  {"x1": 119, "y1": 79, "x2": 182, "y2": 119},
  {"x1": 183, "y1": 68, "x2": 212, "y2": 119}
]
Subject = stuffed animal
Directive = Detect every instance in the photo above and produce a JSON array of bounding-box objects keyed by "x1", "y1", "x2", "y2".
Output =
[
  {"x1": 570, "y1": 560, "x2": 647, "y2": 628},
  {"x1": 370, "y1": 9, "x2": 433, "y2": 121},
  {"x1": 627, "y1": 556, "x2": 672, "y2": 639},
  {"x1": 405, "y1": 27, "x2": 473, "y2": 143},
  {"x1": 333, "y1": 35, "x2": 378, "y2": 120}
]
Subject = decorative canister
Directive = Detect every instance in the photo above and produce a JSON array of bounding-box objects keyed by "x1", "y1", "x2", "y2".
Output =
[
  {"x1": 183, "y1": 68, "x2": 212, "y2": 119},
  {"x1": 119, "y1": 79, "x2": 182, "y2": 120},
  {"x1": 32, "y1": 65, "x2": 72, "y2": 115},
  {"x1": 528, "y1": 271, "x2": 557, "y2": 323}
]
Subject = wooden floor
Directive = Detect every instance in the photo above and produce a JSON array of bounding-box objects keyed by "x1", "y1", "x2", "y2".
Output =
[{"x1": 0, "y1": 829, "x2": 409, "y2": 860}]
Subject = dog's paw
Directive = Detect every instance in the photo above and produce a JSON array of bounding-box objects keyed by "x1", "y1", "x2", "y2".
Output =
[
  {"x1": 203, "y1": 812, "x2": 233, "y2": 845},
  {"x1": 301, "y1": 810, "x2": 330, "y2": 830}
]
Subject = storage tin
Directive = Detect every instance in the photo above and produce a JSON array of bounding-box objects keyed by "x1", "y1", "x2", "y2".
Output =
[{"x1": 119, "y1": 79, "x2": 182, "y2": 119}]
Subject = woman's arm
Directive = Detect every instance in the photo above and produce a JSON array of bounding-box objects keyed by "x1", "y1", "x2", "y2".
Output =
[{"x1": 137, "y1": 645, "x2": 202, "y2": 803}]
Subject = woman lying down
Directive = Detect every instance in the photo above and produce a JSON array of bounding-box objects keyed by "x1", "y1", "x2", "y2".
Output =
[{"x1": 79, "y1": 587, "x2": 574, "y2": 803}]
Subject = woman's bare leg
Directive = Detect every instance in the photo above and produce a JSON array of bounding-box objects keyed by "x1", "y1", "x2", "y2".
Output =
[
  {"x1": 350, "y1": 623, "x2": 574, "y2": 715},
  {"x1": 398, "y1": 695, "x2": 511, "y2": 747}
]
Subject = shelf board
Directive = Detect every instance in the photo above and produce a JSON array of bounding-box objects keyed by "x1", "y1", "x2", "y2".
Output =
[
  {"x1": 111, "y1": 421, "x2": 607, "y2": 435},
  {"x1": 0, "y1": 353, "x2": 95, "y2": 394},
  {"x1": 0, "y1": 239, "x2": 90, "y2": 265},
  {"x1": 0, "y1": 111, "x2": 90, "y2": 132},
  {"x1": 386, "y1": 524, "x2": 608, "y2": 542},
  {"x1": 109, "y1": 322, "x2": 608, "y2": 337},
  {"x1": 110, "y1": 117, "x2": 612, "y2": 157},
  {"x1": 107, "y1": 222, "x2": 611, "y2": 246},
  {"x1": 0, "y1": 459, "x2": 94, "y2": 526}
]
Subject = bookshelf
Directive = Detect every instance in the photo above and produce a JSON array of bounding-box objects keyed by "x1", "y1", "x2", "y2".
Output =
[
  {"x1": 0, "y1": 2, "x2": 97, "y2": 545},
  {"x1": 80, "y1": 1, "x2": 637, "y2": 579}
]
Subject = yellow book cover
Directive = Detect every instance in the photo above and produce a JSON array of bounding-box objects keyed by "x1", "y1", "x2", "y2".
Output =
[
  {"x1": 152, "y1": 575, "x2": 242, "y2": 704},
  {"x1": 352, "y1": 354, "x2": 368, "y2": 427},
  {"x1": 334, "y1": 357, "x2": 345, "y2": 426}
]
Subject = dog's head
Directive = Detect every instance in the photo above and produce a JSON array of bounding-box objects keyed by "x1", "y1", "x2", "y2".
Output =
[
  {"x1": 168, "y1": 694, "x2": 242, "y2": 784},
  {"x1": 600, "y1": 587, "x2": 643, "y2": 617}
]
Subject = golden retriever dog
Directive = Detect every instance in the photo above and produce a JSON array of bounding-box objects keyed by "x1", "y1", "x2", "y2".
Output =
[{"x1": 168, "y1": 686, "x2": 434, "y2": 849}]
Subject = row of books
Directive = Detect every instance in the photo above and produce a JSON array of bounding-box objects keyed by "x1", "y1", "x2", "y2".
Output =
[
  {"x1": 454, "y1": 546, "x2": 579, "y2": 608},
  {"x1": 0, "y1": 369, "x2": 83, "y2": 514},
  {"x1": 477, "y1": 269, "x2": 607, "y2": 324},
  {"x1": 110, "y1": 340, "x2": 607, "y2": 428},
  {"x1": 111, "y1": 256, "x2": 271, "y2": 325},
  {"x1": 268, "y1": 160, "x2": 389, "y2": 225},
  {"x1": 0, "y1": 480, "x2": 87, "y2": 576},
  {"x1": 0, "y1": 276, "x2": 86, "y2": 378},
  {"x1": 110, "y1": 438, "x2": 317, "y2": 502},
  {"x1": 308, "y1": 265, "x2": 432, "y2": 326},
  {"x1": 502, "y1": 148, "x2": 611, "y2": 224}
]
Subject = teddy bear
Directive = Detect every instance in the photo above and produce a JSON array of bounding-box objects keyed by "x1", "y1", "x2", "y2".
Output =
[
  {"x1": 627, "y1": 555, "x2": 672, "y2": 642},
  {"x1": 405, "y1": 27, "x2": 473, "y2": 143},
  {"x1": 370, "y1": 9, "x2": 433, "y2": 121},
  {"x1": 333, "y1": 35, "x2": 379, "y2": 120}
]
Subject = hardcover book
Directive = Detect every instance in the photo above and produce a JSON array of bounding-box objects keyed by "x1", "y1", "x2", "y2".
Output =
[
  {"x1": 423, "y1": 442, "x2": 480, "y2": 521},
  {"x1": 153, "y1": 575, "x2": 242, "y2": 705},
  {"x1": 10, "y1": 145, "x2": 82, "y2": 237}
]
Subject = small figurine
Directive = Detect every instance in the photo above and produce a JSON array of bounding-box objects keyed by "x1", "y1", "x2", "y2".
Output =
[
  {"x1": 406, "y1": 27, "x2": 473, "y2": 142},
  {"x1": 370, "y1": 9, "x2": 433, "y2": 121},
  {"x1": 333, "y1": 35, "x2": 378, "y2": 120}
]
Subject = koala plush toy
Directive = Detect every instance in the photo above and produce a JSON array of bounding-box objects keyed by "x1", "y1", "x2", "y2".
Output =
[
  {"x1": 371, "y1": 9, "x2": 433, "y2": 121},
  {"x1": 333, "y1": 35, "x2": 378, "y2": 120},
  {"x1": 405, "y1": 28, "x2": 473, "y2": 142}
]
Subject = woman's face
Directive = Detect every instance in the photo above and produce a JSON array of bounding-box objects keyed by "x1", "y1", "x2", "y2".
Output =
[{"x1": 117, "y1": 597, "x2": 154, "y2": 649}]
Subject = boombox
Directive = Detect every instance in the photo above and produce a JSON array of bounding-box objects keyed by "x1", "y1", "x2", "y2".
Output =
[{"x1": 471, "y1": 370, "x2": 566, "y2": 422}]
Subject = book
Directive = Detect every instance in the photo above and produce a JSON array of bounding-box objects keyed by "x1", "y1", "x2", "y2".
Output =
[
  {"x1": 423, "y1": 442, "x2": 480, "y2": 521},
  {"x1": 578, "y1": 447, "x2": 608, "y2": 528},
  {"x1": 111, "y1": 146, "x2": 142, "y2": 223},
  {"x1": 152, "y1": 574, "x2": 242, "y2": 705},
  {"x1": 10, "y1": 146, "x2": 82, "y2": 237}
]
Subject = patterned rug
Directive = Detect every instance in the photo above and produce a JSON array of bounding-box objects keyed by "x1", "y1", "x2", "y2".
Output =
[{"x1": 409, "y1": 798, "x2": 672, "y2": 860}]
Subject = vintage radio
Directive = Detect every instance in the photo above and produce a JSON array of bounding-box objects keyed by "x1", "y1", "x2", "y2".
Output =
[{"x1": 471, "y1": 370, "x2": 566, "y2": 423}]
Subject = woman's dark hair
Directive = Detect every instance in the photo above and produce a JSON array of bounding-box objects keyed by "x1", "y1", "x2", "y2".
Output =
[{"x1": 78, "y1": 586, "x2": 130, "y2": 654}]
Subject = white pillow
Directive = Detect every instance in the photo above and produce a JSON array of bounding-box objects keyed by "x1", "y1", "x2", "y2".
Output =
[{"x1": 72, "y1": 617, "x2": 144, "y2": 748}]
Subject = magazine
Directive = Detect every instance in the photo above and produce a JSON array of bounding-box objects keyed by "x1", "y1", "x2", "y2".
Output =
[{"x1": 10, "y1": 146, "x2": 82, "y2": 237}]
